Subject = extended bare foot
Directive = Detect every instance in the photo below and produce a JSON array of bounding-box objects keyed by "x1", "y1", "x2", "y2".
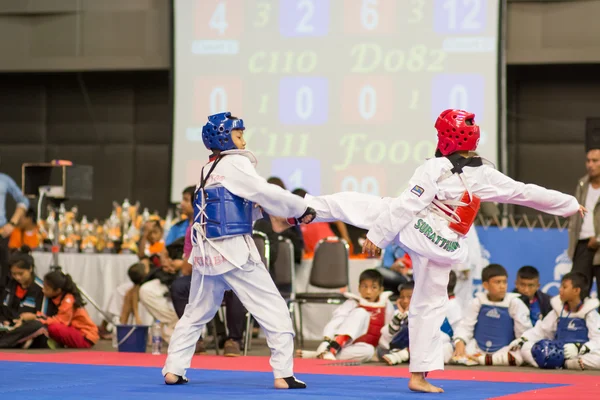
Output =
[{"x1": 408, "y1": 372, "x2": 444, "y2": 393}]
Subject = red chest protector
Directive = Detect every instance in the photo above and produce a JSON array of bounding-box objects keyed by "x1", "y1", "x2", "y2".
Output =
[
  {"x1": 448, "y1": 191, "x2": 481, "y2": 236},
  {"x1": 354, "y1": 304, "x2": 387, "y2": 347},
  {"x1": 435, "y1": 154, "x2": 483, "y2": 236}
]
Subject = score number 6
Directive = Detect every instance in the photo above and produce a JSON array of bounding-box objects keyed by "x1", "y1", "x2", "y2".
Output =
[{"x1": 361, "y1": 0, "x2": 379, "y2": 31}]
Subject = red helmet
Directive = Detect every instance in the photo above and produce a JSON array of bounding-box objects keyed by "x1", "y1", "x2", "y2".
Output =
[{"x1": 435, "y1": 109, "x2": 480, "y2": 156}]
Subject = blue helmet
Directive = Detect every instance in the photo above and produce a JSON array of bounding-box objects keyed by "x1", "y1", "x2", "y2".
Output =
[
  {"x1": 202, "y1": 112, "x2": 245, "y2": 151},
  {"x1": 531, "y1": 340, "x2": 565, "y2": 369}
]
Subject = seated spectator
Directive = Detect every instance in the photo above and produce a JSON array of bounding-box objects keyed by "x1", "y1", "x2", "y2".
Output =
[
  {"x1": 139, "y1": 240, "x2": 183, "y2": 342},
  {"x1": 512, "y1": 272, "x2": 600, "y2": 370},
  {"x1": 0, "y1": 247, "x2": 48, "y2": 348},
  {"x1": 164, "y1": 186, "x2": 195, "y2": 246},
  {"x1": 292, "y1": 188, "x2": 352, "y2": 255},
  {"x1": 8, "y1": 208, "x2": 40, "y2": 251},
  {"x1": 377, "y1": 244, "x2": 411, "y2": 294},
  {"x1": 120, "y1": 261, "x2": 154, "y2": 326},
  {"x1": 138, "y1": 220, "x2": 165, "y2": 258},
  {"x1": 513, "y1": 265, "x2": 552, "y2": 326},
  {"x1": 254, "y1": 178, "x2": 305, "y2": 282},
  {"x1": 452, "y1": 264, "x2": 532, "y2": 366},
  {"x1": 296, "y1": 269, "x2": 394, "y2": 362},
  {"x1": 380, "y1": 271, "x2": 461, "y2": 366},
  {"x1": 31, "y1": 270, "x2": 99, "y2": 349},
  {"x1": 98, "y1": 257, "x2": 153, "y2": 340},
  {"x1": 378, "y1": 282, "x2": 413, "y2": 365},
  {"x1": 445, "y1": 271, "x2": 463, "y2": 336}
]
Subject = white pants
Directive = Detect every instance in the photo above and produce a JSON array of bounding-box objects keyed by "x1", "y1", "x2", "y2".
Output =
[
  {"x1": 331, "y1": 307, "x2": 374, "y2": 362},
  {"x1": 568, "y1": 350, "x2": 600, "y2": 370},
  {"x1": 307, "y1": 192, "x2": 462, "y2": 373},
  {"x1": 162, "y1": 261, "x2": 295, "y2": 379},
  {"x1": 453, "y1": 271, "x2": 474, "y2": 310},
  {"x1": 522, "y1": 341, "x2": 600, "y2": 369},
  {"x1": 105, "y1": 282, "x2": 153, "y2": 326},
  {"x1": 466, "y1": 339, "x2": 523, "y2": 366},
  {"x1": 139, "y1": 279, "x2": 179, "y2": 341}
]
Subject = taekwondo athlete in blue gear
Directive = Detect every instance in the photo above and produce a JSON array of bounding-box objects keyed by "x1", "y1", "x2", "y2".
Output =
[
  {"x1": 511, "y1": 272, "x2": 600, "y2": 370},
  {"x1": 162, "y1": 112, "x2": 316, "y2": 389}
]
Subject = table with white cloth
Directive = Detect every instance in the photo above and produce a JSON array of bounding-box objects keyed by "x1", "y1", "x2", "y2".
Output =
[
  {"x1": 294, "y1": 257, "x2": 382, "y2": 341},
  {"x1": 31, "y1": 252, "x2": 381, "y2": 338},
  {"x1": 32, "y1": 252, "x2": 139, "y2": 325}
]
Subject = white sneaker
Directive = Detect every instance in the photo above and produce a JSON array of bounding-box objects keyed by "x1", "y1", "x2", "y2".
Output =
[{"x1": 382, "y1": 349, "x2": 409, "y2": 365}]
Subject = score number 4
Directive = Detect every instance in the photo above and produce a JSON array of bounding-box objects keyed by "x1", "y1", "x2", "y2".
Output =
[{"x1": 209, "y1": 2, "x2": 228, "y2": 35}]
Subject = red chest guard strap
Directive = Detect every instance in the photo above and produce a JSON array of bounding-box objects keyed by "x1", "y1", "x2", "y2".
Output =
[{"x1": 448, "y1": 191, "x2": 481, "y2": 236}]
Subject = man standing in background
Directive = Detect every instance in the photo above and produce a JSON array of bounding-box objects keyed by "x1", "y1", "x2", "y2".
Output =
[
  {"x1": 0, "y1": 164, "x2": 30, "y2": 291},
  {"x1": 568, "y1": 136, "x2": 600, "y2": 298}
]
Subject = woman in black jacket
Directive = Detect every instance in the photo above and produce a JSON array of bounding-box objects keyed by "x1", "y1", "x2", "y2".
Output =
[{"x1": 0, "y1": 246, "x2": 48, "y2": 348}]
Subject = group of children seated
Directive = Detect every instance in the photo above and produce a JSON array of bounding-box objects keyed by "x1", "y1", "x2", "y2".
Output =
[
  {"x1": 297, "y1": 265, "x2": 600, "y2": 371},
  {"x1": 0, "y1": 246, "x2": 98, "y2": 349},
  {"x1": 3, "y1": 241, "x2": 599, "y2": 373}
]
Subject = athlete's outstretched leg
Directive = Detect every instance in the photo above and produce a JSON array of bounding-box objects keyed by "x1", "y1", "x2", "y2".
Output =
[{"x1": 270, "y1": 192, "x2": 387, "y2": 233}]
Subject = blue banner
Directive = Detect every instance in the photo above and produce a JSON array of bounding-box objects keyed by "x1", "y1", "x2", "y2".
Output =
[{"x1": 474, "y1": 227, "x2": 597, "y2": 299}]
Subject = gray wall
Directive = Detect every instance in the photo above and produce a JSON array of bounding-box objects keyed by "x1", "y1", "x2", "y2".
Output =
[
  {"x1": 0, "y1": 0, "x2": 169, "y2": 72},
  {"x1": 0, "y1": 71, "x2": 171, "y2": 218},
  {"x1": 507, "y1": 64, "x2": 600, "y2": 214},
  {"x1": 1, "y1": 0, "x2": 600, "y2": 218}
]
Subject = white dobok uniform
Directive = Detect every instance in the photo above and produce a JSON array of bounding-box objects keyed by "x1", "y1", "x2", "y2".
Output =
[
  {"x1": 317, "y1": 292, "x2": 394, "y2": 362},
  {"x1": 520, "y1": 296, "x2": 600, "y2": 370},
  {"x1": 306, "y1": 155, "x2": 579, "y2": 373},
  {"x1": 162, "y1": 150, "x2": 308, "y2": 380},
  {"x1": 453, "y1": 292, "x2": 532, "y2": 365}
]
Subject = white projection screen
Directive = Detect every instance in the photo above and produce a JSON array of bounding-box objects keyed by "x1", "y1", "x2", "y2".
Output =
[{"x1": 171, "y1": 0, "x2": 500, "y2": 201}]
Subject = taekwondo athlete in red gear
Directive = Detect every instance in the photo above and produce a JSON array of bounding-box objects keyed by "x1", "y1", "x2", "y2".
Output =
[
  {"x1": 274, "y1": 109, "x2": 586, "y2": 393},
  {"x1": 162, "y1": 112, "x2": 316, "y2": 390}
]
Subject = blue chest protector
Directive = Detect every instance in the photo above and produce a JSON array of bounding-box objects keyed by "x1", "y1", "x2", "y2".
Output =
[
  {"x1": 440, "y1": 317, "x2": 454, "y2": 338},
  {"x1": 390, "y1": 317, "x2": 453, "y2": 350},
  {"x1": 390, "y1": 318, "x2": 410, "y2": 350},
  {"x1": 529, "y1": 299, "x2": 541, "y2": 326},
  {"x1": 555, "y1": 315, "x2": 588, "y2": 344},
  {"x1": 194, "y1": 156, "x2": 254, "y2": 240},
  {"x1": 474, "y1": 304, "x2": 514, "y2": 353}
]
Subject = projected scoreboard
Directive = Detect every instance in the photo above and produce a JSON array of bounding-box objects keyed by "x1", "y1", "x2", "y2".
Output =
[{"x1": 172, "y1": 0, "x2": 499, "y2": 201}]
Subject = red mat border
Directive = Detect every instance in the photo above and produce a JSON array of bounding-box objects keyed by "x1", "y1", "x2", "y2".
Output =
[{"x1": 1, "y1": 352, "x2": 599, "y2": 399}]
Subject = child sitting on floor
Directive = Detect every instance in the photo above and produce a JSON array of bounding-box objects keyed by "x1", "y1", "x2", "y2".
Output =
[
  {"x1": 452, "y1": 264, "x2": 532, "y2": 366},
  {"x1": 296, "y1": 269, "x2": 394, "y2": 362},
  {"x1": 33, "y1": 270, "x2": 98, "y2": 348},
  {"x1": 380, "y1": 271, "x2": 462, "y2": 365},
  {"x1": 511, "y1": 272, "x2": 600, "y2": 370}
]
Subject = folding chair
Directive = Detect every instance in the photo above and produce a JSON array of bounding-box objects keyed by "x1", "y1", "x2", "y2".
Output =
[
  {"x1": 290, "y1": 237, "x2": 350, "y2": 346},
  {"x1": 242, "y1": 230, "x2": 270, "y2": 355},
  {"x1": 271, "y1": 236, "x2": 299, "y2": 335}
]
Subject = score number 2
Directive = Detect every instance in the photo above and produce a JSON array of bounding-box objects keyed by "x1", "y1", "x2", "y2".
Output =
[{"x1": 280, "y1": 0, "x2": 329, "y2": 37}]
